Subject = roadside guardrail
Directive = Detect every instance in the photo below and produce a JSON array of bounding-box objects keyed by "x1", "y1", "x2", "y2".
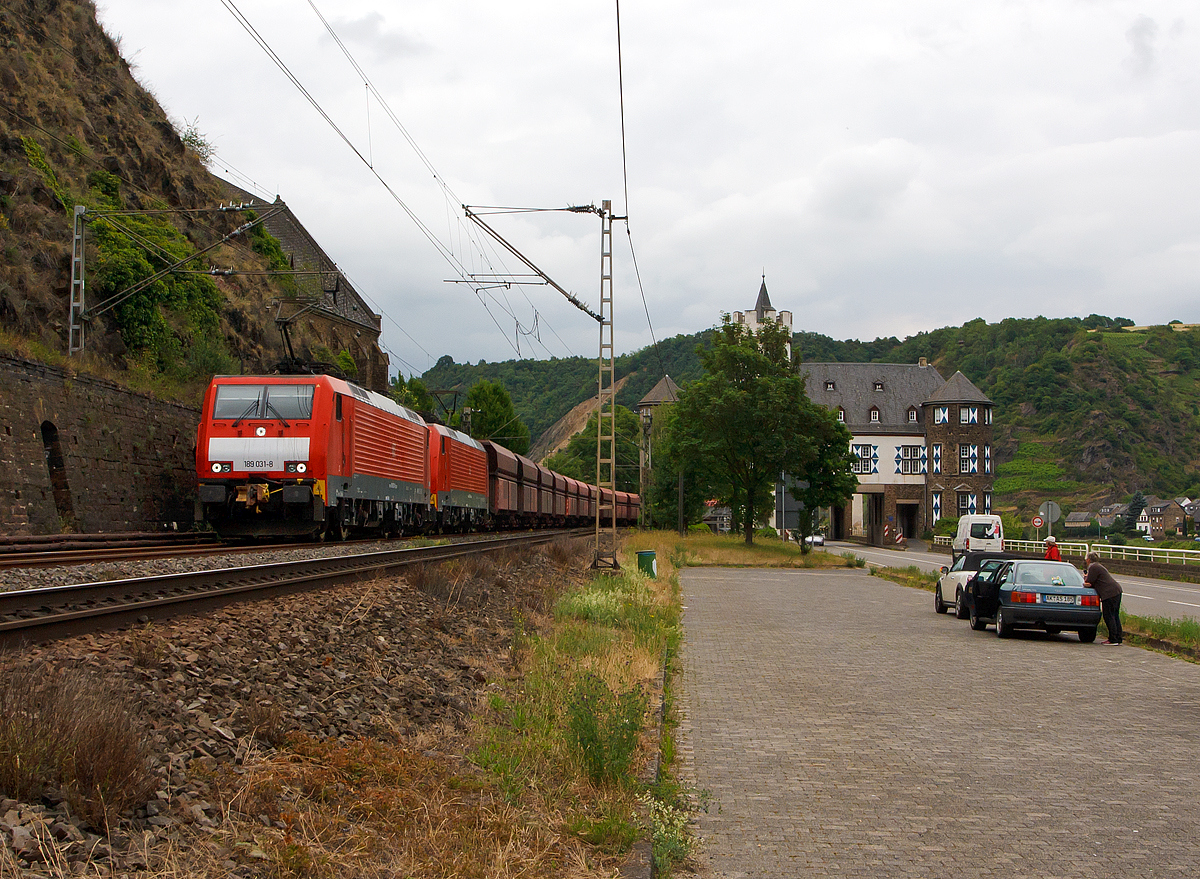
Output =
[{"x1": 932, "y1": 534, "x2": 1200, "y2": 567}]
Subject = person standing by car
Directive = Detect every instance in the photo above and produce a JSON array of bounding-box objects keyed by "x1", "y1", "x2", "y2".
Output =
[
  {"x1": 1044, "y1": 536, "x2": 1061, "y2": 561},
  {"x1": 1084, "y1": 551, "x2": 1123, "y2": 645}
]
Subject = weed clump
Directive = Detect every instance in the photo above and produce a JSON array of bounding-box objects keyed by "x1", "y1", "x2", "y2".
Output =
[
  {"x1": 0, "y1": 659, "x2": 155, "y2": 827},
  {"x1": 566, "y1": 672, "x2": 646, "y2": 785}
]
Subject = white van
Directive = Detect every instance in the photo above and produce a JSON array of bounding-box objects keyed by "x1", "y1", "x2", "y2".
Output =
[{"x1": 951, "y1": 514, "x2": 1003, "y2": 560}]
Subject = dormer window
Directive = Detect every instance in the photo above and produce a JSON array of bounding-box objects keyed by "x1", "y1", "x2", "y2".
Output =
[
  {"x1": 869, "y1": 407, "x2": 880, "y2": 423},
  {"x1": 837, "y1": 407, "x2": 845, "y2": 423},
  {"x1": 825, "y1": 381, "x2": 836, "y2": 391},
  {"x1": 908, "y1": 408, "x2": 918, "y2": 423},
  {"x1": 874, "y1": 381, "x2": 884, "y2": 392}
]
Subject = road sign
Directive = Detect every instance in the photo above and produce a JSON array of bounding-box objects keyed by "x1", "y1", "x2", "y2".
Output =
[
  {"x1": 1038, "y1": 501, "x2": 1062, "y2": 523},
  {"x1": 1032, "y1": 515, "x2": 1044, "y2": 528}
]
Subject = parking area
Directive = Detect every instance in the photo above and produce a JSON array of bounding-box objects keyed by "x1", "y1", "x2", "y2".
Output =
[{"x1": 677, "y1": 567, "x2": 1200, "y2": 877}]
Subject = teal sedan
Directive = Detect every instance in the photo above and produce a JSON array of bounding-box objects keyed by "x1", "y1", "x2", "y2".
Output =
[{"x1": 964, "y1": 560, "x2": 1102, "y2": 642}]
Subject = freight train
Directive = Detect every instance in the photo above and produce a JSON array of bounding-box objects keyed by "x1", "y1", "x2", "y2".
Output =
[{"x1": 194, "y1": 374, "x2": 639, "y2": 539}]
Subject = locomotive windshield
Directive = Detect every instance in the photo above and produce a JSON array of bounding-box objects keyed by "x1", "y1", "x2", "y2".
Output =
[{"x1": 213, "y1": 384, "x2": 315, "y2": 422}]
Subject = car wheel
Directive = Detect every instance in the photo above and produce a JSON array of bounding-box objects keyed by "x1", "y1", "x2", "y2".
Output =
[
  {"x1": 935, "y1": 587, "x2": 948, "y2": 614},
  {"x1": 1078, "y1": 627, "x2": 1097, "y2": 643},
  {"x1": 955, "y1": 589, "x2": 968, "y2": 620},
  {"x1": 970, "y1": 604, "x2": 987, "y2": 632},
  {"x1": 995, "y1": 606, "x2": 1012, "y2": 638}
]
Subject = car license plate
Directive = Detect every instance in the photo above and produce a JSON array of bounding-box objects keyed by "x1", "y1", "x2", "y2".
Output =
[{"x1": 1043, "y1": 594, "x2": 1075, "y2": 605}]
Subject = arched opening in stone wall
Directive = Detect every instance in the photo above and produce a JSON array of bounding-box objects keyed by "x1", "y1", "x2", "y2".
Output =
[{"x1": 40, "y1": 421, "x2": 76, "y2": 530}]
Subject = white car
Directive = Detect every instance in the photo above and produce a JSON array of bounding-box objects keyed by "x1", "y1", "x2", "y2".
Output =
[
  {"x1": 806, "y1": 533, "x2": 825, "y2": 546},
  {"x1": 935, "y1": 551, "x2": 1018, "y2": 616}
]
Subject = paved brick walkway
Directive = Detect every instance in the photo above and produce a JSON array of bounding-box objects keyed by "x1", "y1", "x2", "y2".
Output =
[{"x1": 676, "y1": 567, "x2": 1200, "y2": 877}]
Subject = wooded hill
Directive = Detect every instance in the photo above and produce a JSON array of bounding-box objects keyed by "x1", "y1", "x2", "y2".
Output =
[{"x1": 423, "y1": 315, "x2": 1200, "y2": 514}]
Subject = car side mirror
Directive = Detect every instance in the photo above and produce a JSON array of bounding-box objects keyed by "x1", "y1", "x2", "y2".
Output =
[{"x1": 940, "y1": 566, "x2": 948, "y2": 575}]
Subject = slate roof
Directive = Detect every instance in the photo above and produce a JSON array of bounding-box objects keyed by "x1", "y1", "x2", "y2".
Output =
[
  {"x1": 923, "y1": 371, "x2": 993, "y2": 405},
  {"x1": 638, "y1": 375, "x2": 680, "y2": 407},
  {"x1": 218, "y1": 179, "x2": 381, "y2": 333},
  {"x1": 802, "y1": 362, "x2": 947, "y2": 433},
  {"x1": 1064, "y1": 511, "x2": 1094, "y2": 524},
  {"x1": 754, "y1": 279, "x2": 773, "y2": 321}
]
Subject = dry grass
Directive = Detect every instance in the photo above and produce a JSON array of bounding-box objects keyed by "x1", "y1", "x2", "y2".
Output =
[
  {"x1": 202, "y1": 735, "x2": 614, "y2": 879},
  {"x1": 244, "y1": 692, "x2": 289, "y2": 748},
  {"x1": 0, "y1": 658, "x2": 156, "y2": 828},
  {"x1": 625, "y1": 528, "x2": 851, "y2": 570}
]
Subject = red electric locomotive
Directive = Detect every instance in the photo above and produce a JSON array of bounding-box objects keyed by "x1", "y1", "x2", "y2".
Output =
[
  {"x1": 195, "y1": 374, "x2": 642, "y2": 539},
  {"x1": 196, "y1": 375, "x2": 430, "y2": 539},
  {"x1": 427, "y1": 423, "x2": 488, "y2": 532}
]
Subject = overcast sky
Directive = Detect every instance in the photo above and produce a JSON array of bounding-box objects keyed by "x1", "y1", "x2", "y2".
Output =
[{"x1": 95, "y1": 0, "x2": 1200, "y2": 377}]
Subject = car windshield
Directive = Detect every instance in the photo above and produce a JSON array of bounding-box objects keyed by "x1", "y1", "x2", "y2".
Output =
[
  {"x1": 950, "y1": 557, "x2": 966, "y2": 572},
  {"x1": 213, "y1": 384, "x2": 315, "y2": 421},
  {"x1": 1012, "y1": 563, "x2": 1085, "y2": 588}
]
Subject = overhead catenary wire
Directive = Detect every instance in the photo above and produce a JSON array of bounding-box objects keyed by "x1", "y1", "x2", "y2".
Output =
[
  {"x1": 613, "y1": 0, "x2": 668, "y2": 383},
  {"x1": 298, "y1": 0, "x2": 579, "y2": 362}
]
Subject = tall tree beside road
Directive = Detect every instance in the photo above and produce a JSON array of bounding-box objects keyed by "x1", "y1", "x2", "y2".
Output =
[
  {"x1": 466, "y1": 379, "x2": 531, "y2": 455},
  {"x1": 789, "y1": 419, "x2": 859, "y2": 543},
  {"x1": 671, "y1": 316, "x2": 856, "y2": 545}
]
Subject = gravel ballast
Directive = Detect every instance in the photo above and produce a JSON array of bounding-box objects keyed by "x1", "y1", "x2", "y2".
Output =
[{"x1": 0, "y1": 539, "x2": 579, "y2": 877}]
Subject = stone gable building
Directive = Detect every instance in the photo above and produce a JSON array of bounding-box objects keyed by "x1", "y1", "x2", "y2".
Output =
[
  {"x1": 803, "y1": 360, "x2": 994, "y2": 544},
  {"x1": 219, "y1": 180, "x2": 389, "y2": 393}
]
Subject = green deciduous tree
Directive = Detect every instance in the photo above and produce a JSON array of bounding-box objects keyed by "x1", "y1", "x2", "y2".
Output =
[
  {"x1": 389, "y1": 374, "x2": 435, "y2": 413},
  {"x1": 787, "y1": 419, "x2": 859, "y2": 545},
  {"x1": 465, "y1": 379, "x2": 531, "y2": 455},
  {"x1": 671, "y1": 316, "x2": 856, "y2": 545}
]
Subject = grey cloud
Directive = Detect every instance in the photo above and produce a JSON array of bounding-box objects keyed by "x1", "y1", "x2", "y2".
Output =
[
  {"x1": 326, "y1": 12, "x2": 428, "y2": 62},
  {"x1": 1125, "y1": 15, "x2": 1158, "y2": 76}
]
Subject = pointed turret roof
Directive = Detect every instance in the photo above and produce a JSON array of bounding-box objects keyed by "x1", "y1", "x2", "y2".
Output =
[
  {"x1": 754, "y1": 277, "x2": 773, "y2": 321},
  {"x1": 923, "y1": 371, "x2": 993, "y2": 405},
  {"x1": 639, "y1": 375, "x2": 680, "y2": 407}
]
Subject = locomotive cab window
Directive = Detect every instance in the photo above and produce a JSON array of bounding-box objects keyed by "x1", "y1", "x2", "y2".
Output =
[
  {"x1": 213, "y1": 384, "x2": 315, "y2": 421},
  {"x1": 335, "y1": 394, "x2": 343, "y2": 421}
]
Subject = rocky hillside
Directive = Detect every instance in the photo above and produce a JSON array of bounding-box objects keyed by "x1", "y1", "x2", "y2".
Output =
[{"x1": 0, "y1": 0, "x2": 383, "y2": 398}]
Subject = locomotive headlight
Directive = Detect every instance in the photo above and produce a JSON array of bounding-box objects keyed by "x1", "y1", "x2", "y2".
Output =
[
  {"x1": 211, "y1": 462, "x2": 222, "y2": 473},
  {"x1": 296, "y1": 462, "x2": 307, "y2": 473},
  {"x1": 255, "y1": 426, "x2": 267, "y2": 437},
  {"x1": 210, "y1": 462, "x2": 232, "y2": 473},
  {"x1": 284, "y1": 462, "x2": 308, "y2": 474}
]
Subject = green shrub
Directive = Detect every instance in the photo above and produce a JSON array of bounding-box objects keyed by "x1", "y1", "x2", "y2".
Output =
[{"x1": 566, "y1": 673, "x2": 646, "y2": 784}]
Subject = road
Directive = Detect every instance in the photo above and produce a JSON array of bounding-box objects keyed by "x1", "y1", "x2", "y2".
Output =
[
  {"x1": 677, "y1": 567, "x2": 1200, "y2": 877},
  {"x1": 827, "y1": 540, "x2": 1200, "y2": 624}
]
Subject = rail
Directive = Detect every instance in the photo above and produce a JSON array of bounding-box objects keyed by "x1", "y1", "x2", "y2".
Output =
[
  {"x1": 931, "y1": 534, "x2": 1200, "y2": 566},
  {"x1": 0, "y1": 529, "x2": 588, "y2": 645}
]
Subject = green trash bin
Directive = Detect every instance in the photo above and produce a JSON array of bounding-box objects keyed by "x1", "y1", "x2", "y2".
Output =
[{"x1": 636, "y1": 550, "x2": 657, "y2": 578}]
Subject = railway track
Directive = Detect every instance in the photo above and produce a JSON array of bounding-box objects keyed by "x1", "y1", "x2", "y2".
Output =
[
  {"x1": 0, "y1": 534, "x2": 395, "y2": 570},
  {"x1": 0, "y1": 529, "x2": 588, "y2": 646}
]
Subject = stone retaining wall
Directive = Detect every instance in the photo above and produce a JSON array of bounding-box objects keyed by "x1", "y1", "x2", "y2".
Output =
[{"x1": 0, "y1": 355, "x2": 198, "y2": 534}]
